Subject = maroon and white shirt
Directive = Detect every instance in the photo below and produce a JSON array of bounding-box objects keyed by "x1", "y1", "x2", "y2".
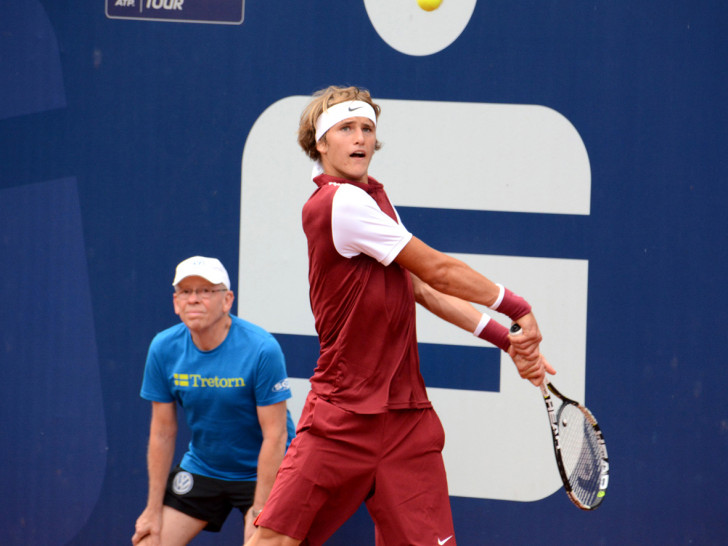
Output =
[{"x1": 302, "y1": 174, "x2": 432, "y2": 414}]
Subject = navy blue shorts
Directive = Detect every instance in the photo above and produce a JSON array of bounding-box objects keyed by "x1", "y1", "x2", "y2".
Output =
[{"x1": 164, "y1": 466, "x2": 256, "y2": 532}]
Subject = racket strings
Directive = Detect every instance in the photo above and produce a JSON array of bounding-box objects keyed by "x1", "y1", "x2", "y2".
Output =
[{"x1": 558, "y1": 404, "x2": 602, "y2": 507}]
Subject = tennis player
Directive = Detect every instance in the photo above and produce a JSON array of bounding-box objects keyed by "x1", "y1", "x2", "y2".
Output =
[{"x1": 246, "y1": 87, "x2": 554, "y2": 545}]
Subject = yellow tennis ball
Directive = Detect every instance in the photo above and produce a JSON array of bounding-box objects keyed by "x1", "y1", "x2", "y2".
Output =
[{"x1": 417, "y1": 0, "x2": 442, "y2": 12}]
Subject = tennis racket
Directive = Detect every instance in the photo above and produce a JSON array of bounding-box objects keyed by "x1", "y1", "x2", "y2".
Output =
[{"x1": 510, "y1": 323, "x2": 609, "y2": 510}]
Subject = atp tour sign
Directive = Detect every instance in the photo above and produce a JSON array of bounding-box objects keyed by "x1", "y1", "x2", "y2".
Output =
[{"x1": 106, "y1": 0, "x2": 245, "y2": 24}]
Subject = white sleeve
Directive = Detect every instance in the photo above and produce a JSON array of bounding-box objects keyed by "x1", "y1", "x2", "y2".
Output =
[{"x1": 331, "y1": 184, "x2": 413, "y2": 266}]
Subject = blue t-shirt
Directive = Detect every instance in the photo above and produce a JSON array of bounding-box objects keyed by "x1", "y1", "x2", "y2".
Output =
[{"x1": 141, "y1": 315, "x2": 295, "y2": 481}]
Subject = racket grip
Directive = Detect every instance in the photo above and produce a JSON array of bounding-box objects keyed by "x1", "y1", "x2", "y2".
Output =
[{"x1": 509, "y1": 323, "x2": 522, "y2": 335}]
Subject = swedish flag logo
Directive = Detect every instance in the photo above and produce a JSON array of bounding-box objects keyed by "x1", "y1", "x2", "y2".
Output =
[{"x1": 174, "y1": 373, "x2": 189, "y2": 387}]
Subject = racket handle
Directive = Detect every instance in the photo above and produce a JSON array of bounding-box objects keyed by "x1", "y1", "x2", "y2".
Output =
[{"x1": 510, "y1": 323, "x2": 522, "y2": 335}]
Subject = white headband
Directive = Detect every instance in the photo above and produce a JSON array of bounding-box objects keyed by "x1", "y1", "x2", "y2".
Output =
[{"x1": 315, "y1": 100, "x2": 377, "y2": 141}]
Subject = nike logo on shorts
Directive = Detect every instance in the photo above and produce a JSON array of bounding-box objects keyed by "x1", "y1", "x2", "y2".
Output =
[{"x1": 438, "y1": 536, "x2": 453, "y2": 545}]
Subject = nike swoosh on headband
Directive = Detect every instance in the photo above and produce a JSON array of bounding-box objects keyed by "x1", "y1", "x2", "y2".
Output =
[{"x1": 314, "y1": 101, "x2": 377, "y2": 141}]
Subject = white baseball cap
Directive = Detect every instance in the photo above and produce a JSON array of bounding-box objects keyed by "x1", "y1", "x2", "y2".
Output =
[{"x1": 172, "y1": 256, "x2": 231, "y2": 289}]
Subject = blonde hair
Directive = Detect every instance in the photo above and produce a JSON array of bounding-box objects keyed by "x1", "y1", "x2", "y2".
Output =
[{"x1": 298, "y1": 85, "x2": 382, "y2": 161}]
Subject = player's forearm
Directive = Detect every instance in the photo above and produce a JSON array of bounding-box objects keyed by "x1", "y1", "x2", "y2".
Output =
[
  {"x1": 411, "y1": 273, "x2": 481, "y2": 332},
  {"x1": 397, "y1": 237, "x2": 501, "y2": 307},
  {"x1": 417, "y1": 252, "x2": 532, "y2": 324},
  {"x1": 430, "y1": 258, "x2": 503, "y2": 308}
]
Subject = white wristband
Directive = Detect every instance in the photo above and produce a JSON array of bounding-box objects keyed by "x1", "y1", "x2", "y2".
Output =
[
  {"x1": 473, "y1": 313, "x2": 491, "y2": 337},
  {"x1": 488, "y1": 283, "x2": 505, "y2": 311}
]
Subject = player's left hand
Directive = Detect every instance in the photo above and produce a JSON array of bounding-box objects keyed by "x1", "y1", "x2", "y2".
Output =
[{"x1": 509, "y1": 351, "x2": 556, "y2": 386}]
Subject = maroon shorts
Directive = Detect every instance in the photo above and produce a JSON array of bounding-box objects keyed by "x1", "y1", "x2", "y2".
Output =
[{"x1": 256, "y1": 392, "x2": 456, "y2": 545}]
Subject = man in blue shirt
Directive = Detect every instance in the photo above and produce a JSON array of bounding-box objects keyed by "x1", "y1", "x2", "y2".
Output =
[{"x1": 132, "y1": 256, "x2": 295, "y2": 545}]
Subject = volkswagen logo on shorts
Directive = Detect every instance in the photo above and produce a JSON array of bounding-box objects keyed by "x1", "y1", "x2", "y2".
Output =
[{"x1": 172, "y1": 471, "x2": 194, "y2": 495}]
